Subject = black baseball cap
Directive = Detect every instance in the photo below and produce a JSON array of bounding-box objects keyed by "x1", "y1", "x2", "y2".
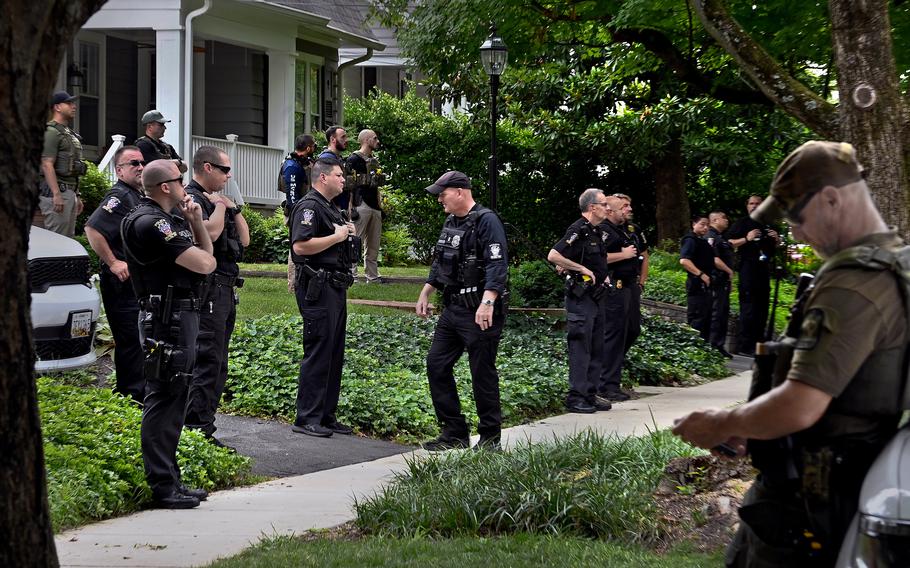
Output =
[
  {"x1": 425, "y1": 171, "x2": 471, "y2": 195},
  {"x1": 50, "y1": 91, "x2": 77, "y2": 105}
]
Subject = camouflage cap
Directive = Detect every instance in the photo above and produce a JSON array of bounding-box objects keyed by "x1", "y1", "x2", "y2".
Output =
[
  {"x1": 141, "y1": 110, "x2": 171, "y2": 125},
  {"x1": 753, "y1": 141, "x2": 865, "y2": 224},
  {"x1": 425, "y1": 171, "x2": 471, "y2": 195}
]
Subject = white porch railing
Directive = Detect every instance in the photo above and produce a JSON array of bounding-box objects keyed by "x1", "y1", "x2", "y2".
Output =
[
  {"x1": 98, "y1": 134, "x2": 127, "y2": 179},
  {"x1": 191, "y1": 135, "x2": 284, "y2": 207}
]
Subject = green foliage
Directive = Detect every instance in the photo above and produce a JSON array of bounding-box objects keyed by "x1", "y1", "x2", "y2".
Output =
[
  {"x1": 243, "y1": 207, "x2": 288, "y2": 263},
  {"x1": 379, "y1": 222, "x2": 416, "y2": 266},
  {"x1": 206, "y1": 534, "x2": 723, "y2": 568},
  {"x1": 39, "y1": 377, "x2": 251, "y2": 531},
  {"x1": 72, "y1": 234, "x2": 101, "y2": 275},
  {"x1": 75, "y1": 161, "x2": 112, "y2": 235},
  {"x1": 223, "y1": 312, "x2": 729, "y2": 441},
  {"x1": 354, "y1": 430, "x2": 702, "y2": 543},
  {"x1": 508, "y1": 260, "x2": 563, "y2": 308}
]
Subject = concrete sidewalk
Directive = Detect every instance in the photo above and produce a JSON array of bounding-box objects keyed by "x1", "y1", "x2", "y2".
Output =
[{"x1": 55, "y1": 371, "x2": 750, "y2": 568}]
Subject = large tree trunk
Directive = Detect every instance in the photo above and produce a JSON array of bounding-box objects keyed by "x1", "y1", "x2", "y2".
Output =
[
  {"x1": 693, "y1": 0, "x2": 910, "y2": 238},
  {"x1": 0, "y1": 2, "x2": 107, "y2": 566},
  {"x1": 829, "y1": 0, "x2": 910, "y2": 235},
  {"x1": 654, "y1": 136, "x2": 690, "y2": 244}
]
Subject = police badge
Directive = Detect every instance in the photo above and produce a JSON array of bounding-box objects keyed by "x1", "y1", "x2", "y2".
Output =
[
  {"x1": 490, "y1": 243, "x2": 502, "y2": 259},
  {"x1": 302, "y1": 209, "x2": 315, "y2": 226},
  {"x1": 451, "y1": 234, "x2": 461, "y2": 248},
  {"x1": 102, "y1": 196, "x2": 121, "y2": 213}
]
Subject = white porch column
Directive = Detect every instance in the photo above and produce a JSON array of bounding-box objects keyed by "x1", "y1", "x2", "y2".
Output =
[
  {"x1": 267, "y1": 49, "x2": 296, "y2": 152},
  {"x1": 154, "y1": 28, "x2": 185, "y2": 158}
]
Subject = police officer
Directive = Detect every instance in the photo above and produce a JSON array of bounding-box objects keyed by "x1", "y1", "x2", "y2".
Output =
[
  {"x1": 122, "y1": 159, "x2": 215, "y2": 509},
  {"x1": 547, "y1": 189, "x2": 613, "y2": 414},
  {"x1": 416, "y1": 171, "x2": 509, "y2": 452},
  {"x1": 707, "y1": 211, "x2": 735, "y2": 357},
  {"x1": 615, "y1": 194, "x2": 649, "y2": 358},
  {"x1": 318, "y1": 126, "x2": 356, "y2": 218},
  {"x1": 183, "y1": 146, "x2": 250, "y2": 447},
  {"x1": 289, "y1": 158, "x2": 359, "y2": 438},
  {"x1": 135, "y1": 110, "x2": 187, "y2": 173},
  {"x1": 84, "y1": 145, "x2": 147, "y2": 403},
  {"x1": 679, "y1": 214, "x2": 716, "y2": 340},
  {"x1": 674, "y1": 141, "x2": 910, "y2": 566},
  {"x1": 727, "y1": 195, "x2": 781, "y2": 355},
  {"x1": 597, "y1": 195, "x2": 640, "y2": 402},
  {"x1": 280, "y1": 134, "x2": 316, "y2": 215},
  {"x1": 38, "y1": 91, "x2": 85, "y2": 237},
  {"x1": 348, "y1": 129, "x2": 386, "y2": 283}
]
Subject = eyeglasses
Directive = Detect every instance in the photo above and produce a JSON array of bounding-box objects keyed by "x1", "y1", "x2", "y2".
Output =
[
  {"x1": 162, "y1": 177, "x2": 185, "y2": 187},
  {"x1": 206, "y1": 162, "x2": 231, "y2": 174},
  {"x1": 781, "y1": 189, "x2": 823, "y2": 227},
  {"x1": 118, "y1": 159, "x2": 146, "y2": 168},
  {"x1": 594, "y1": 201, "x2": 610, "y2": 208}
]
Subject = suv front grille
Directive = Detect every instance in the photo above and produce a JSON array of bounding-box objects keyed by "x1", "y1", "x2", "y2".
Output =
[
  {"x1": 35, "y1": 336, "x2": 94, "y2": 361},
  {"x1": 29, "y1": 257, "x2": 90, "y2": 293}
]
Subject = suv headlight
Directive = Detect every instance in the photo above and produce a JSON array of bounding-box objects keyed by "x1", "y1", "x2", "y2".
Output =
[{"x1": 853, "y1": 514, "x2": 910, "y2": 567}]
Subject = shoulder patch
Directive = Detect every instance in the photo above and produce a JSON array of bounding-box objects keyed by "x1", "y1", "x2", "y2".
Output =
[
  {"x1": 154, "y1": 218, "x2": 177, "y2": 241},
  {"x1": 489, "y1": 243, "x2": 503, "y2": 260},
  {"x1": 102, "y1": 196, "x2": 121, "y2": 213},
  {"x1": 301, "y1": 208, "x2": 315, "y2": 225},
  {"x1": 795, "y1": 308, "x2": 825, "y2": 351},
  {"x1": 566, "y1": 233, "x2": 578, "y2": 245}
]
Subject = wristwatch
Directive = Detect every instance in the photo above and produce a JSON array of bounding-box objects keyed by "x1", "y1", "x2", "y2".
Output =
[{"x1": 481, "y1": 298, "x2": 495, "y2": 306}]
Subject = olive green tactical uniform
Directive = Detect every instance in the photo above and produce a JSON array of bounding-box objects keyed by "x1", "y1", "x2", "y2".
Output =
[
  {"x1": 39, "y1": 120, "x2": 84, "y2": 237},
  {"x1": 728, "y1": 231, "x2": 908, "y2": 567}
]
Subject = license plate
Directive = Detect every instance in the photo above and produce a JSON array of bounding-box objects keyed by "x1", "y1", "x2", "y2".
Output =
[{"x1": 70, "y1": 311, "x2": 93, "y2": 338}]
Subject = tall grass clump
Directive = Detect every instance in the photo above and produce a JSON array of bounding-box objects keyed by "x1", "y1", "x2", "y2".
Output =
[{"x1": 354, "y1": 430, "x2": 702, "y2": 543}]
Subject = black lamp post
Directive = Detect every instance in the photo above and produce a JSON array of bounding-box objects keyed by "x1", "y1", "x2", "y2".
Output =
[{"x1": 479, "y1": 26, "x2": 508, "y2": 212}]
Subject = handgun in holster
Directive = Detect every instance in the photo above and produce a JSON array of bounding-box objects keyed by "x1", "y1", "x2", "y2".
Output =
[{"x1": 300, "y1": 264, "x2": 326, "y2": 301}]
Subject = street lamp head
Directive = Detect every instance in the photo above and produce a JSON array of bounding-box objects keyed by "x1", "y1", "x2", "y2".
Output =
[{"x1": 479, "y1": 27, "x2": 508, "y2": 77}]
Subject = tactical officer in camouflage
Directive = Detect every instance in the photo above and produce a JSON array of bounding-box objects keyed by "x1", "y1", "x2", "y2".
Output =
[
  {"x1": 38, "y1": 91, "x2": 85, "y2": 237},
  {"x1": 673, "y1": 141, "x2": 910, "y2": 567},
  {"x1": 416, "y1": 171, "x2": 509, "y2": 452}
]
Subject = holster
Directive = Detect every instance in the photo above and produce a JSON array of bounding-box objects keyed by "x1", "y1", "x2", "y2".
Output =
[{"x1": 298, "y1": 264, "x2": 326, "y2": 301}]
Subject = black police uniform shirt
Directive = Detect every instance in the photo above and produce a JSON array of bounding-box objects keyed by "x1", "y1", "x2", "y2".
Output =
[
  {"x1": 346, "y1": 152, "x2": 380, "y2": 209},
  {"x1": 122, "y1": 197, "x2": 199, "y2": 297},
  {"x1": 679, "y1": 232, "x2": 715, "y2": 280},
  {"x1": 625, "y1": 222, "x2": 649, "y2": 257},
  {"x1": 728, "y1": 216, "x2": 776, "y2": 265},
  {"x1": 600, "y1": 220, "x2": 639, "y2": 283},
  {"x1": 135, "y1": 136, "x2": 181, "y2": 165},
  {"x1": 85, "y1": 180, "x2": 143, "y2": 264},
  {"x1": 426, "y1": 204, "x2": 509, "y2": 296},
  {"x1": 289, "y1": 188, "x2": 348, "y2": 269},
  {"x1": 707, "y1": 227, "x2": 735, "y2": 273},
  {"x1": 552, "y1": 218, "x2": 609, "y2": 284},
  {"x1": 185, "y1": 180, "x2": 241, "y2": 277}
]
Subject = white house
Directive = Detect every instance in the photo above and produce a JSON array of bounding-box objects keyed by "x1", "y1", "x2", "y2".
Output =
[{"x1": 59, "y1": 0, "x2": 384, "y2": 206}]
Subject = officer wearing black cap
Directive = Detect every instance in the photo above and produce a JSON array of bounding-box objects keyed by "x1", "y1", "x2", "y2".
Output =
[
  {"x1": 85, "y1": 145, "x2": 147, "y2": 403},
  {"x1": 416, "y1": 171, "x2": 509, "y2": 451},
  {"x1": 121, "y1": 159, "x2": 215, "y2": 509},
  {"x1": 289, "y1": 158, "x2": 359, "y2": 438},
  {"x1": 547, "y1": 188, "x2": 613, "y2": 414},
  {"x1": 183, "y1": 146, "x2": 250, "y2": 447},
  {"x1": 38, "y1": 90, "x2": 85, "y2": 237},
  {"x1": 135, "y1": 109, "x2": 187, "y2": 173}
]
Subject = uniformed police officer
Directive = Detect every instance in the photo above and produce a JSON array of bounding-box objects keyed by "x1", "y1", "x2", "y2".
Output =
[
  {"x1": 122, "y1": 159, "x2": 216, "y2": 509},
  {"x1": 680, "y1": 214, "x2": 716, "y2": 340},
  {"x1": 348, "y1": 129, "x2": 386, "y2": 283},
  {"x1": 727, "y1": 195, "x2": 781, "y2": 355},
  {"x1": 614, "y1": 194, "x2": 650, "y2": 360},
  {"x1": 597, "y1": 195, "x2": 640, "y2": 402},
  {"x1": 183, "y1": 146, "x2": 250, "y2": 447},
  {"x1": 416, "y1": 171, "x2": 509, "y2": 451},
  {"x1": 38, "y1": 91, "x2": 85, "y2": 237},
  {"x1": 135, "y1": 110, "x2": 187, "y2": 173},
  {"x1": 547, "y1": 188, "x2": 613, "y2": 414},
  {"x1": 707, "y1": 211, "x2": 735, "y2": 357},
  {"x1": 289, "y1": 158, "x2": 359, "y2": 438},
  {"x1": 674, "y1": 141, "x2": 910, "y2": 566},
  {"x1": 84, "y1": 145, "x2": 147, "y2": 403}
]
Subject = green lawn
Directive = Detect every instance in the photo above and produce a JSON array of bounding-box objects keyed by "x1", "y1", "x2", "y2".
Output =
[
  {"x1": 236, "y1": 277, "x2": 425, "y2": 319},
  {"x1": 239, "y1": 263, "x2": 430, "y2": 278},
  {"x1": 205, "y1": 534, "x2": 722, "y2": 568}
]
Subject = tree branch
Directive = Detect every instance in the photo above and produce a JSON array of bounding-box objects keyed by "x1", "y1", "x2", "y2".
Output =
[
  {"x1": 610, "y1": 27, "x2": 772, "y2": 105},
  {"x1": 692, "y1": 0, "x2": 838, "y2": 137}
]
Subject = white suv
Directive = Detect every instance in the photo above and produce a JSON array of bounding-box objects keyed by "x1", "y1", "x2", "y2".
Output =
[{"x1": 29, "y1": 226, "x2": 100, "y2": 372}]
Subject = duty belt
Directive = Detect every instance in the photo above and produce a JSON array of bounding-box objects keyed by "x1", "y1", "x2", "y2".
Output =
[
  {"x1": 139, "y1": 296, "x2": 201, "y2": 312},
  {"x1": 212, "y1": 274, "x2": 244, "y2": 288}
]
